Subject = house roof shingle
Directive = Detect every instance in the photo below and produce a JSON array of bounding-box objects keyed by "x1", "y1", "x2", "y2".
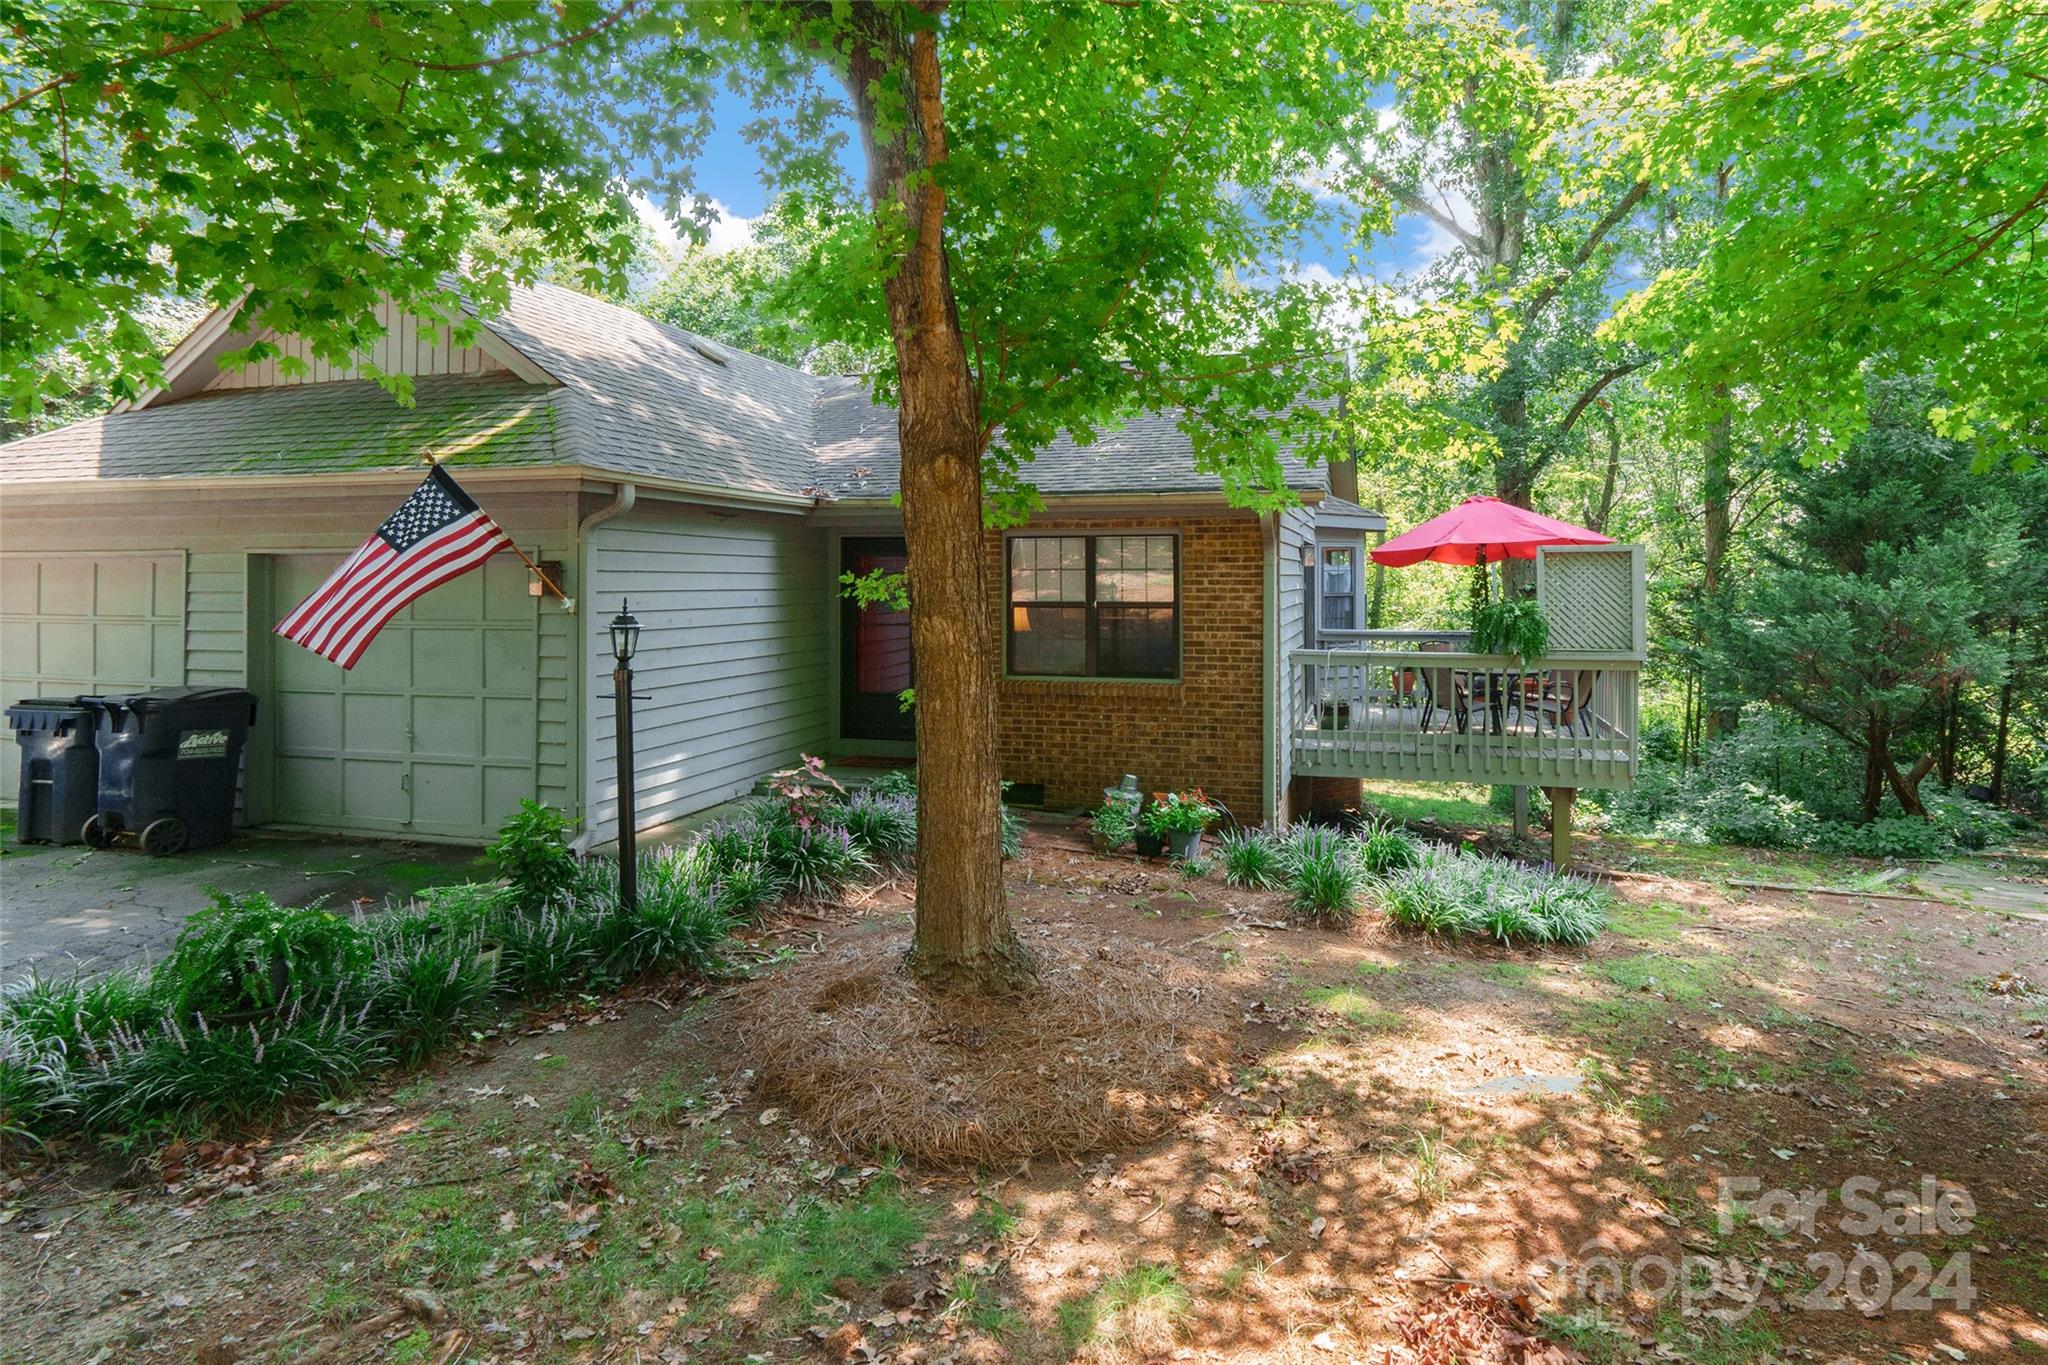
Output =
[{"x1": 4, "y1": 280, "x2": 1342, "y2": 507}]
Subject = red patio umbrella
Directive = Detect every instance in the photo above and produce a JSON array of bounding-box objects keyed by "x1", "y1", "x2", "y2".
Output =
[{"x1": 1369, "y1": 495, "x2": 1613, "y2": 567}]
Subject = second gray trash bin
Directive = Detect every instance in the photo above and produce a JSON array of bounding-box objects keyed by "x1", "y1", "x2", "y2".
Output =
[{"x1": 6, "y1": 698, "x2": 100, "y2": 844}]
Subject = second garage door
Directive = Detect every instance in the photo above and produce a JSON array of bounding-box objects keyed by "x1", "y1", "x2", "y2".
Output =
[{"x1": 268, "y1": 555, "x2": 540, "y2": 842}]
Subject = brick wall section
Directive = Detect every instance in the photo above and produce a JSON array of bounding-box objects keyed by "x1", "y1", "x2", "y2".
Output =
[{"x1": 986, "y1": 514, "x2": 1266, "y2": 820}]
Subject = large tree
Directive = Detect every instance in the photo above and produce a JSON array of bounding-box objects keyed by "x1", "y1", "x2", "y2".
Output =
[
  {"x1": 1593, "y1": 0, "x2": 2048, "y2": 466},
  {"x1": 1326, "y1": 0, "x2": 1660, "y2": 538},
  {"x1": 2, "y1": 1, "x2": 1393, "y2": 987},
  {"x1": 1706, "y1": 380, "x2": 2021, "y2": 820}
]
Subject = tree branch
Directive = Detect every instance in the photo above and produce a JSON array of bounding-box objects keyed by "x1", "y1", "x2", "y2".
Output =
[
  {"x1": 1523, "y1": 179, "x2": 1648, "y2": 324},
  {"x1": 1557, "y1": 359, "x2": 1647, "y2": 437},
  {"x1": 1364, "y1": 169, "x2": 1485, "y2": 255},
  {"x1": 0, "y1": 0, "x2": 294, "y2": 116}
]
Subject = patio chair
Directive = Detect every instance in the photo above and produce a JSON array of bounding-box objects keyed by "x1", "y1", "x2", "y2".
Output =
[
  {"x1": 1417, "y1": 640, "x2": 1466, "y2": 733},
  {"x1": 1537, "y1": 668, "x2": 1600, "y2": 736}
]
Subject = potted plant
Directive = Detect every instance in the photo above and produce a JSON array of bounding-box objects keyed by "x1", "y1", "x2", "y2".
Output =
[
  {"x1": 1468, "y1": 597, "x2": 1551, "y2": 662},
  {"x1": 1133, "y1": 797, "x2": 1167, "y2": 859},
  {"x1": 1143, "y1": 789, "x2": 1219, "y2": 860},
  {"x1": 1090, "y1": 800, "x2": 1135, "y2": 854}
]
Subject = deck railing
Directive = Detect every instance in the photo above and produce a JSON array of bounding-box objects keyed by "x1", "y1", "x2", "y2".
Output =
[{"x1": 1289, "y1": 646, "x2": 1640, "y2": 789}]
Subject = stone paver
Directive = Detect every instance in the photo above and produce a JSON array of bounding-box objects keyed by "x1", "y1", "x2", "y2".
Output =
[{"x1": 0, "y1": 830, "x2": 486, "y2": 980}]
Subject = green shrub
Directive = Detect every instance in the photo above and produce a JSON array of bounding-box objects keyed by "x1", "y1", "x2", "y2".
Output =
[
  {"x1": 1000, "y1": 804, "x2": 1024, "y2": 860},
  {"x1": 1, "y1": 967, "x2": 157, "y2": 1059},
  {"x1": 864, "y1": 768, "x2": 919, "y2": 798},
  {"x1": 492, "y1": 903, "x2": 599, "y2": 997},
  {"x1": 486, "y1": 799, "x2": 581, "y2": 909},
  {"x1": 363, "y1": 915, "x2": 495, "y2": 1067},
  {"x1": 1285, "y1": 830, "x2": 1367, "y2": 928},
  {"x1": 839, "y1": 790, "x2": 919, "y2": 866},
  {"x1": 1353, "y1": 817, "x2": 1420, "y2": 875},
  {"x1": 1, "y1": 1027, "x2": 73, "y2": 1148},
  {"x1": 709, "y1": 858, "x2": 786, "y2": 918},
  {"x1": 81, "y1": 988, "x2": 387, "y2": 1133},
  {"x1": 1380, "y1": 846, "x2": 1610, "y2": 945},
  {"x1": 1218, "y1": 827, "x2": 1286, "y2": 889},
  {"x1": 1810, "y1": 817, "x2": 1950, "y2": 860},
  {"x1": 615, "y1": 849, "x2": 733, "y2": 977},
  {"x1": 154, "y1": 893, "x2": 370, "y2": 1018}
]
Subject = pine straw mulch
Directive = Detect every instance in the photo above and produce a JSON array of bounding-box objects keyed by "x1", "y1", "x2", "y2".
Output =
[
  {"x1": 1369, "y1": 1284, "x2": 1587, "y2": 1365},
  {"x1": 737, "y1": 936, "x2": 1235, "y2": 1165}
]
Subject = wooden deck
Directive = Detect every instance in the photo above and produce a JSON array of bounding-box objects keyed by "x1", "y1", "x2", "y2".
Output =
[{"x1": 1288, "y1": 649, "x2": 1640, "y2": 789}]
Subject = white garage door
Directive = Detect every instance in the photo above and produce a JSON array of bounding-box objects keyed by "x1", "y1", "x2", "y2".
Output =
[
  {"x1": 0, "y1": 554, "x2": 186, "y2": 797},
  {"x1": 268, "y1": 555, "x2": 540, "y2": 842}
]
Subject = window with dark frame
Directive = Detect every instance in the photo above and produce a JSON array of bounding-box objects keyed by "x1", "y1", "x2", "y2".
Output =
[{"x1": 1007, "y1": 533, "x2": 1179, "y2": 679}]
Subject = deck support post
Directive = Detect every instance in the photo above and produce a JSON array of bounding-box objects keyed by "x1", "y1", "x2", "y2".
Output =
[
  {"x1": 1546, "y1": 786, "x2": 1576, "y2": 870},
  {"x1": 1512, "y1": 785, "x2": 1529, "y2": 840}
]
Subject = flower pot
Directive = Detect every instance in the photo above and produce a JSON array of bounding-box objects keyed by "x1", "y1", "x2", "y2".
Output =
[
  {"x1": 1091, "y1": 830, "x2": 1119, "y2": 854},
  {"x1": 1165, "y1": 829, "x2": 1204, "y2": 861},
  {"x1": 1135, "y1": 829, "x2": 1166, "y2": 859}
]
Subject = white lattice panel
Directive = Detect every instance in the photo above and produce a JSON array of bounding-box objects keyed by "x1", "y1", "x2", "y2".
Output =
[{"x1": 1538, "y1": 547, "x2": 1643, "y2": 656}]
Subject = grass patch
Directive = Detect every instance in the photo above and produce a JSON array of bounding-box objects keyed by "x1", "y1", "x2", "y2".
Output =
[
  {"x1": 1587, "y1": 951, "x2": 1730, "y2": 1004},
  {"x1": 1360, "y1": 781, "x2": 1493, "y2": 828},
  {"x1": 1059, "y1": 1263, "x2": 1189, "y2": 1356},
  {"x1": 1304, "y1": 985, "x2": 1404, "y2": 1033}
]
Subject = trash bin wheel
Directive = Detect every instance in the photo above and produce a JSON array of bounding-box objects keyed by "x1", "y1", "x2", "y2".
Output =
[
  {"x1": 81, "y1": 814, "x2": 116, "y2": 849},
  {"x1": 140, "y1": 817, "x2": 188, "y2": 858}
]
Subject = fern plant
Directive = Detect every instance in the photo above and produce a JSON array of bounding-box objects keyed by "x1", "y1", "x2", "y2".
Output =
[{"x1": 1468, "y1": 598, "x2": 1551, "y2": 662}]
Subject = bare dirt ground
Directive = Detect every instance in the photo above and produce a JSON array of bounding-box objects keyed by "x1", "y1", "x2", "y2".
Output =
[{"x1": 4, "y1": 818, "x2": 2045, "y2": 1365}]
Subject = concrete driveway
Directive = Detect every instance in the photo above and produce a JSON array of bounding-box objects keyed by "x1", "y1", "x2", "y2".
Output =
[{"x1": 0, "y1": 828, "x2": 488, "y2": 981}]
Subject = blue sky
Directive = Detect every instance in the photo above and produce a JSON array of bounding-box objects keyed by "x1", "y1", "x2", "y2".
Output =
[{"x1": 634, "y1": 88, "x2": 1449, "y2": 288}]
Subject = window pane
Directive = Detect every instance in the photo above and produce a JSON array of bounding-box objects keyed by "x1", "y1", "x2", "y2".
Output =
[
  {"x1": 1094, "y1": 534, "x2": 1174, "y2": 605},
  {"x1": 1320, "y1": 545, "x2": 1357, "y2": 630},
  {"x1": 1009, "y1": 537, "x2": 1085, "y2": 603},
  {"x1": 1098, "y1": 606, "x2": 1175, "y2": 678},
  {"x1": 1010, "y1": 605, "x2": 1086, "y2": 675}
]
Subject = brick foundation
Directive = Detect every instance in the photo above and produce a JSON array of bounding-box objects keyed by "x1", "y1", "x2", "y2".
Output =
[{"x1": 985, "y1": 514, "x2": 1266, "y2": 821}]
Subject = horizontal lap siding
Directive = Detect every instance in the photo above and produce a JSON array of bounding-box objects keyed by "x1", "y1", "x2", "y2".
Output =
[
  {"x1": 185, "y1": 553, "x2": 248, "y2": 684},
  {"x1": 1274, "y1": 504, "x2": 1316, "y2": 821},
  {"x1": 584, "y1": 511, "x2": 829, "y2": 843}
]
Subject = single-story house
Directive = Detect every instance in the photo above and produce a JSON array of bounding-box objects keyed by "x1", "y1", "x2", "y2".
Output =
[{"x1": 3, "y1": 281, "x2": 1404, "y2": 846}]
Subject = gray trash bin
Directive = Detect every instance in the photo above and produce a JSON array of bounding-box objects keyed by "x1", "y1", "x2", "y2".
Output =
[
  {"x1": 6, "y1": 698, "x2": 100, "y2": 844},
  {"x1": 83, "y1": 686, "x2": 257, "y2": 856}
]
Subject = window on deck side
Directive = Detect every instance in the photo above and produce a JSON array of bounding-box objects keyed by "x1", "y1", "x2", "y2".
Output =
[
  {"x1": 1318, "y1": 541, "x2": 1364, "y2": 632},
  {"x1": 1007, "y1": 533, "x2": 1178, "y2": 678}
]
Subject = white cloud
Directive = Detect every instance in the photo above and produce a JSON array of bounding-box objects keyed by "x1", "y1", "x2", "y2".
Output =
[{"x1": 632, "y1": 194, "x2": 758, "y2": 259}]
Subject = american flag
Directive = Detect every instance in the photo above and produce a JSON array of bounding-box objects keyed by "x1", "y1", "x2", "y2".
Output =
[{"x1": 275, "y1": 464, "x2": 514, "y2": 669}]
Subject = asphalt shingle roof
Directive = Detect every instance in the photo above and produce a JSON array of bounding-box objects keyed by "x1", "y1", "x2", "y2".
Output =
[
  {"x1": 809, "y1": 375, "x2": 1325, "y2": 501},
  {"x1": 1, "y1": 373, "x2": 565, "y2": 483},
  {"x1": 3, "y1": 280, "x2": 1339, "y2": 505}
]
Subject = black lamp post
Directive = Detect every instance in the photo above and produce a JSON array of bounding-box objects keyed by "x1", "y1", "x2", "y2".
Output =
[{"x1": 609, "y1": 598, "x2": 642, "y2": 911}]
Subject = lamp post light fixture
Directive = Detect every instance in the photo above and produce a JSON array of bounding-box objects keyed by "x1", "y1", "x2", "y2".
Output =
[{"x1": 609, "y1": 598, "x2": 643, "y2": 911}]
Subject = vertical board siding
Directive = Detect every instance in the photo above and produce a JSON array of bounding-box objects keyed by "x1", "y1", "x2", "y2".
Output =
[
  {"x1": 1273, "y1": 504, "x2": 1316, "y2": 815},
  {"x1": 204, "y1": 300, "x2": 505, "y2": 391},
  {"x1": 535, "y1": 538, "x2": 577, "y2": 815},
  {"x1": 583, "y1": 511, "x2": 830, "y2": 843}
]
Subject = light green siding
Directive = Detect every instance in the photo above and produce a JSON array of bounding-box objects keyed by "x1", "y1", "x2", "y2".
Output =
[
  {"x1": 185, "y1": 552, "x2": 248, "y2": 684},
  {"x1": 583, "y1": 507, "x2": 831, "y2": 844}
]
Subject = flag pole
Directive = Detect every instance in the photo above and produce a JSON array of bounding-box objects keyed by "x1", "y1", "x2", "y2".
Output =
[{"x1": 423, "y1": 453, "x2": 568, "y2": 603}]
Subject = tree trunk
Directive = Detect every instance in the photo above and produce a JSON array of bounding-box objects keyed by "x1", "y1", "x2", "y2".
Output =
[
  {"x1": 843, "y1": 5, "x2": 1023, "y2": 989},
  {"x1": 1884, "y1": 751, "x2": 1935, "y2": 819},
  {"x1": 1700, "y1": 398, "x2": 1737, "y2": 738},
  {"x1": 1859, "y1": 720, "x2": 1888, "y2": 822},
  {"x1": 1990, "y1": 617, "x2": 2017, "y2": 803}
]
